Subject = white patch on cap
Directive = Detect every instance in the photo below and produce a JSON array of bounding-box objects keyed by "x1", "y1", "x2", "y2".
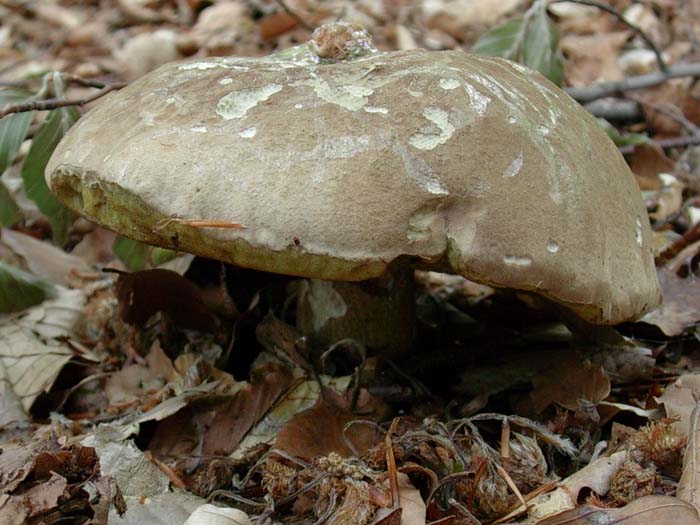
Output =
[
  {"x1": 179, "y1": 62, "x2": 222, "y2": 70},
  {"x1": 439, "y1": 78, "x2": 460, "y2": 90},
  {"x1": 464, "y1": 83, "x2": 490, "y2": 116},
  {"x1": 503, "y1": 152, "x2": 523, "y2": 177},
  {"x1": 503, "y1": 255, "x2": 532, "y2": 267},
  {"x1": 364, "y1": 106, "x2": 388, "y2": 114},
  {"x1": 238, "y1": 127, "x2": 257, "y2": 138},
  {"x1": 409, "y1": 107, "x2": 455, "y2": 150},
  {"x1": 216, "y1": 84, "x2": 283, "y2": 120}
]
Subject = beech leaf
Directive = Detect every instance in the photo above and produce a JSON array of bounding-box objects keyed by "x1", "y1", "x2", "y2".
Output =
[{"x1": 21, "y1": 108, "x2": 79, "y2": 245}]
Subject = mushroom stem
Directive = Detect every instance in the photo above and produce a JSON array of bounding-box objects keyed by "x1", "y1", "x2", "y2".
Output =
[{"x1": 296, "y1": 267, "x2": 416, "y2": 356}]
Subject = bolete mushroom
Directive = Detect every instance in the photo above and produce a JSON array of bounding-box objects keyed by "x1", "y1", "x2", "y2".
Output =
[{"x1": 46, "y1": 23, "x2": 661, "y2": 354}]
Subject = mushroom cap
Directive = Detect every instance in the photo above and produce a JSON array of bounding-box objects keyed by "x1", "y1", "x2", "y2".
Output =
[{"x1": 46, "y1": 48, "x2": 661, "y2": 324}]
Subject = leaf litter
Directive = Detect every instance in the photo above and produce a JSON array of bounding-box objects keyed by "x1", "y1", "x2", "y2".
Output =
[{"x1": 5, "y1": 1, "x2": 700, "y2": 524}]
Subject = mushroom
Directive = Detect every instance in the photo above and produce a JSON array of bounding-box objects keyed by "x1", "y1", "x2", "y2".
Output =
[{"x1": 46, "y1": 23, "x2": 661, "y2": 355}]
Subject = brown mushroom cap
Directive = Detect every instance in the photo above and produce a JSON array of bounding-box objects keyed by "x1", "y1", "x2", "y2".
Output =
[{"x1": 46, "y1": 48, "x2": 661, "y2": 324}]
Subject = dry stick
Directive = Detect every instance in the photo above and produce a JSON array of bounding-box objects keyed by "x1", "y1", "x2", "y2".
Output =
[
  {"x1": 585, "y1": 98, "x2": 641, "y2": 121},
  {"x1": 619, "y1": 134, "x2": 700, "y2": 155},
  {"x1": 0, "y1": 82, "x2": 127, "y2": 119},
  {"x1": 629, "y1": 96, "x2": 700, "y2": 135},
  {"x1": 656, "y1": 220, "x2": 700, "y2": 264},
  {"x1": 550, "y1": 0, "x2": 668, "y2": 73},
  {"x1": 565, "y1": 62, "x2": 700, "y2": 104}
]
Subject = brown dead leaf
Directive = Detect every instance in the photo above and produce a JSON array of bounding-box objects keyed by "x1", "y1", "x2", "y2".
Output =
[
  {"x1": 537, "y1": 495, "x2": 700, "y2": 524},
  {"x1": 658, "y1": 374, "x2": 700, "y2": 436},
  {"x1": 327, "y1": 479, "x2": 374, "y2": 525},
  {"x1": 203, "y1": 363, "x2": 295, "y2": 456},
  {"x1": 530, "y1": 354, "x2": 610, "y2": 413},
  {"x1": 397, "y1": 473, "x2": 426, "y2": 525},
  {"x1": 678, "y1": 393, "x2": 700, "y2": 507},
  {"x1": 424, "y1": 0, "x2": 525, "y2": 41},
  {"x1": 628, "y1": 143, "x2": 675, "y2": 191},
  {"x1": 633, "y1": 79, "x2": 700, "y2": 137},
  {"x1": 104, "y1": 342, "x2": 175, "y2": 406},
  {"x1": 21, "y1": 472, "x2": 68, "y2": 518},
  {"x1": 643, "y1": 241, "x2": 700, "y2": 336},
  {"x1": 529, "y1": 451, "x2": 626, "y2": 520},
  {"x1": 260, "y1": 12, "x2": 298, "y2": 40},
  {"x1": 1, "y1": 228, "x2": 93, "y2": 286},
  {"x1": 549, "y1": 2, "x2": 607, "y2": 33},
  {"x1": 0, "y1": 443, "x2": 37, "y2": 493},
  {"x1": 650, "y1": 174, "x2": 685, "y2": 223},
  {"x1": 560, "y1": 31, "x2": 628, "y2": 87},
  {"x1": 274, "y1": 397, "x2": 382, "y2": 459}
]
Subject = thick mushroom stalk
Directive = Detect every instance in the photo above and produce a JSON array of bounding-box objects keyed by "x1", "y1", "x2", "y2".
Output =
[
  {"x1": 297, "y1": 268, "x2": 416, "y2": 355},
  {"x1": 46, "y1": 22, "x2": 661, "y2": 357}
]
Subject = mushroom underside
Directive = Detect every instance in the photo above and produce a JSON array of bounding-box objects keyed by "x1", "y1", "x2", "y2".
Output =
[{"x1": 51, "y1": 167, "x2": 653, "y2": 355}]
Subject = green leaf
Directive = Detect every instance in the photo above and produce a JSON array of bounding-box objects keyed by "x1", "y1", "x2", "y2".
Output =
[
  {"x1": 112, "y1": 236, "x2": 178, "y2": 271},
  {"x1": 150, "y1": 247, "x2": 177, "y2": 267},
  {"x1": 596, "y1": 118, "x2": 651, "y2": 147},
  {"x1": 0, "y1": 179, "x2": 21, "y2": 226},
  {"x1": 471, "y1": 2, "x2": 564, "y2": 85},
  {"x1": 0, "y1": 88, "x2": 33, "y2": 174},
  {"x1": 471, "y1": 19, "x2": 524, "y2": 58},
  {"x1": 21, "y1": 107, "x2": 79, "y2": 245},
  {"x1": 112, "y1": 236, "x2": 149, "y2": 271},
  {"x1": 0, "y1": 261, "x2": 56, "y2": 313}
]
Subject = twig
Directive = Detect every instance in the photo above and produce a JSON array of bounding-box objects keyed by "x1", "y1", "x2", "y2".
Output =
[
  {"x1": 584, "y1": 98, "x2": 642, "y2": 121},
  {"x1": 60, "y1": 74, "x2": 123, "y2": 90},
  {"x1": 626, "y1": 93, "x2": 700, "y2": 135},
  {"x1": 619, "y1": 134, "x2": 700, "y2": 155},
  {"x1": 550, "y1": 0, "x2": 668, "y2": 73},
  {"x1": 565, "y1": 62, "x2": 700, "y2": 104},
  {"x1": 656, "y1": 221, "x2": 700, "y2": 265},
  {"x1": 274, "y1": 0, "x2": 314, "y2": 30},
  {"x1": 0, "y1": 82, "x2": 126, "y2": 119}
]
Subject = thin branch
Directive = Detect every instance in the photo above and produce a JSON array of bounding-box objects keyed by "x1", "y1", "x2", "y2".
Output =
[
  {"x1": 584, "y1": 98, "x2": 642, "y2": 121},
  {"x1": 0, "y1": 82, "x2": 126, "y2": 119},
  {"x1": 619, "y1": 134, "x2": 700, "y2": 155},
  {"x1": 656, "y1": 221, "x2": 700, "y2": 265},
  {"x1": 550, "y1": 0, "x2": 668, "y2": 73},
  {"x1": 628, "y1": 95, "x2": 700, "y2": 135},
  {"x1": 60, "y1": 74, "x2": 123, "y2": 89},
  {"x1": 565, "y1": 62, "x2": 700, "y2": 103}
]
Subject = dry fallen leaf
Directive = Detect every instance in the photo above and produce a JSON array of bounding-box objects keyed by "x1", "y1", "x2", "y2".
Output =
[
  {"x1": 528, "y1": 451, "x2": 626, "y2": 520},
  {"x1": 233, "y1": 373, "x2": 352, "y2": 458},
  {"x1": 0, "y1": 287, "x2": 84, "y2": 410},
  {"x1": 650, "y1": 375, "x2": 700, "y2": 435},
  {"x1": 1, "y1": 228, "x2": 93, "y2": 286},
  {"x1": 530, "y1": 353, "x2": 610, "y2": 413},
  {"x1": 274, "y1": 397, "x2": 381, "y2": 458},
  {"x1": 396, "y1": 473, "x2": 426, "y2": 525},
  {"x1": 184, "y1": 504, "x2": 252, "y2": 525},
  {"x1": 678, "y1": 393, "x2": 700, "y2": 508},
  {"x1": 650, "y1": 174, "x2": 685, "y2": 223},
  {"x1": 628, "y1": 143, "x2": 675, "y2": 191},
  {"x1": 423, "y1": 0, "x2": 525, "y2": 40},
  {"x1": 537, "y1": 495, "x2": 700, "y2": 524},
  {"x1": 560, "y1": 31, "x2": 628, "y2": 87},
  {"x1": 643, "y1": 241, "x2": 700, "y2": 336}
]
